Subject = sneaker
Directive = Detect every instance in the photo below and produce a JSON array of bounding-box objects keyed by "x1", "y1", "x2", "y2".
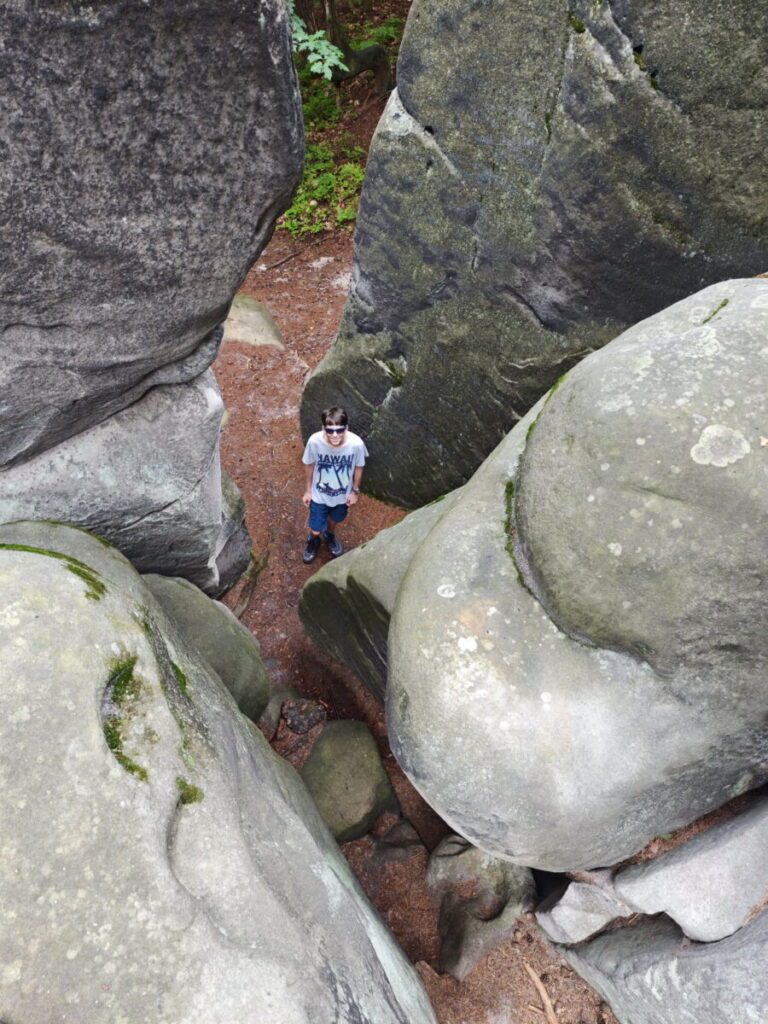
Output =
[
  {"x1": 323, "y1": 530, "x2": 343, "y2": 557},
  {"x1": 303, "y1": 534, "x2": 320, "y2": 563}
]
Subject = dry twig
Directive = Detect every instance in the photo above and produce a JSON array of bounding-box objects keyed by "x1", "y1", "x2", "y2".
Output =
[{"x1": 523, "y1": 961, "x2": 558, "y2": 1024}]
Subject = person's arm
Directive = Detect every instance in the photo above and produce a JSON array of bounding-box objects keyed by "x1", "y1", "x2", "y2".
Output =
[
  {"x1": 302, "y1": 462, "x2": 314, "y2": 507},
  {"x1": 347, "y1": 465, "x2": 364, "y2": 506}
]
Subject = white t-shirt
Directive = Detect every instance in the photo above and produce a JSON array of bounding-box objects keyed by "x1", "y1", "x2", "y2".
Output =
[{"x1": 302, "y1": 430, "x2": 368, "y2": 507}]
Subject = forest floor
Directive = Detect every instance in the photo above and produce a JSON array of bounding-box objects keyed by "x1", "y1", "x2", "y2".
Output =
[{"x1": 214, "y1": 32, "x2": 618, "y2": 1024}]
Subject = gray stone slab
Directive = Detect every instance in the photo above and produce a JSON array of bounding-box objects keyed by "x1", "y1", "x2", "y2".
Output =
[
  {"x1": 536, "y1": 881, "x2": 633, "y2": 946},
  {"x1": 0, "y1": 521, "x2": 436, "y2": 1024},
  {"x1": 614, "y1": 795, "x2": 768, "y2": 942},
  {"x1": 563, "y1": 911, "x2": 768, "y2": 1024},
  {"x1": 223, "y1": 296, "x2": 284, "y2": 349}
]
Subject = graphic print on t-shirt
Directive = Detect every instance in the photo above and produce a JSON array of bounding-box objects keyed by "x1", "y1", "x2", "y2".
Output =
[{"x1": 316, "y1": 452, "x2": 354, "y2": 499}]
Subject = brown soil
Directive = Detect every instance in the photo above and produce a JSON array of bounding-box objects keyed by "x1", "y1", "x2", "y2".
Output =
[{"x1": 214, "y1": 39, "x2": 619, "y2": 1024}]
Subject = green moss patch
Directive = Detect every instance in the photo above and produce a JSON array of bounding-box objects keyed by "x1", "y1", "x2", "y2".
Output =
[
  {"x1": 702, "y1": 297, "x2": 729, "y2": 324},
  {"x1": 102, "y1": 655, "x2": 148, "y2": 782},
  {"x1": 176, "y1": 777, "x2": 204, "y2": 805},
  {"x1": 503, "y1": 480, "x2": 517, "y2": 560},
  {"x1": 0, "y1": 543, "x2": 105, "y2": 600},
  {"x1": 171, "y1": 662, "x2": 189, "y2": 695}
]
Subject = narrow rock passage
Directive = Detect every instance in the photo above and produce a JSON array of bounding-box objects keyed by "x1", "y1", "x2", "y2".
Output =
[{"x1": 214, "y1": 229, "x2": 618, "y2": 1024}]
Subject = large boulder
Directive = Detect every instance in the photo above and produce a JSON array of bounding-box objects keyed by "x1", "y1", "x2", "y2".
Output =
[
  {"x1": 301, "y1": 0, "x2": 768, "y2": 506},
  {"x1": 0, "y1": 0, "x2": 302, "y2": 470},
  {"x1": 302, "y1": 278, "x2": 768, "y2": 870},
  {"x1": 0, "y1": 370, "x2": 246, "y2": 593},
  {"x1": 0, "y1": 521, "x2": 436, "y2": 1024},
  {"x1": 388, "y1": 277, "x2": 768, "y2": 870}
]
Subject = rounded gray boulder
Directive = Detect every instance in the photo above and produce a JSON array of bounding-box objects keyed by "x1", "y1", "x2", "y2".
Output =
[{"x1": 387, "y1": 278, "x2": 768, "y2": 870}]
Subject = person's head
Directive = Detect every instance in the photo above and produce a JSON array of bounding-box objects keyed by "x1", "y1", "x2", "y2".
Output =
[{"x1": 321, "y1": 406, "x2": 348, "y2": 447}]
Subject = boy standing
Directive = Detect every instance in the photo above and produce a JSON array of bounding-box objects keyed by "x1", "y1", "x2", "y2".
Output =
[{"x1": 301, "y1": 406, "x2": 368, "y2": 563}]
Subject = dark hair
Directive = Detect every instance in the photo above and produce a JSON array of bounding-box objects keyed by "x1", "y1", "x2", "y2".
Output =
[{"x1": 321, "y1": 406, "x2": 348, "y2": 427}]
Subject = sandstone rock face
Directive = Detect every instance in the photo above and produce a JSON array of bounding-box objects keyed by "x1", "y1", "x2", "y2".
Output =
[
  {"x1": 563, "y1": 913, "x2": 768, "y2": 1024},
  {"x1": 143, "y1": 573, "x2": 271, "y2": 723},
  {"x1": 299, "y1": 493, "x2": 461, "y2": 700},
  {"x1": 426, "y1": 835, "x2": 536, "y2": 980},
  {"x1": 388, "y1": 278, "x2": 768, "y2": 870},
  {"x1": 0, "y1": 0, "x2": 302, "y2": 470},
  {"x1": 0, "y1": 521, "x2": 436, "y2": 1024},
  {"x1": 0, "y1": 370, "x2": 244, "y2": 593},
  {"x1": 305, "y1": 279, "x2": 768, "y2": 870},
  {"x1": 301, "y1": 0, "x2": 768, "y2": 507}
]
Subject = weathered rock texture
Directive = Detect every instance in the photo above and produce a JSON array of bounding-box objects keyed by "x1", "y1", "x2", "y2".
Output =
[
  {"x1": 0, "y1": 0, "x2": 303, "y2": 587},
  {"x1": 426, "y1": 835, "x2": 536, "y2": 980},
  {"x1": 0, "y1": 371, "x2": 243, "y2": 593},
  {"x1": 303, "y1": 278, "x2": 768, "y2": 871},
  {"x1": 563, "y1": 913, "x2": 768, "y2": 1024},
  {"x1": 0, "y1": 521, "x2": 436, "y2": 1024},
  {"x1": 389, "y1": 277, "x2": 768, "y2": 869},
  {"x1": 299, "y1": 493, "x2": 461, "y2": 700},
  {"x1": 0, "y1": 0, "x2": 302, "y2": 468},
  {"x1": 143, "y1": 572, "x2": 271, "y2": 723},
  {"x1": 301, "y1": 0, "x2": 768, "y2": 507}
]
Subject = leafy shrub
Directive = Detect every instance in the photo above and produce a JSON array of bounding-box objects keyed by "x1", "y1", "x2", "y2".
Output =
[
  {"x1": 297, "y1": 62, "x2": 341, "y2": 127},
  {"x1": 350, "y1": 15, "x2": 404, "y2": 50},
  {"x1": 290, "y1": 3, "x2": 346, "y2": 79}
]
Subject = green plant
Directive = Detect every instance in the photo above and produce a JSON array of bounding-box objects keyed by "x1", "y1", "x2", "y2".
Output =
[
  {"x1": 350, "y1": 15, "x2": 404, "y2": 49},
  {"x1": 290, "y1": 2, "x2": 347, "y2": 79},
  {"x1": 298, "y1": 62, "x2": 341, "y2": 127},
  {"x1": 176, "y1": 777, "x2": 204, "y2": 805},
  {"x1": 283, "y1": 142, "x2": 366, "y2": 236}
]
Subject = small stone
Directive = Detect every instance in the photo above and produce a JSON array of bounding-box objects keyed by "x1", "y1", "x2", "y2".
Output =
[
  {"x1": 281, "y1": 698, "x2": 327, "y2": 734},
  {"x1": 300, "y1": 721, "x2": 399, "y2": 843}
]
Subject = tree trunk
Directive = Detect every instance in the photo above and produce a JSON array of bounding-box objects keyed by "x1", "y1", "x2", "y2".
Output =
[{"x1": 324, "y1": 0, "x2": 392, "y2": 94}]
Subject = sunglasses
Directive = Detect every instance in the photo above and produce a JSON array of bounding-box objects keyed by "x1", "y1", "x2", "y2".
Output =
[{"x1": 324, "y1": 425, "x2": 347, "y2": 434}]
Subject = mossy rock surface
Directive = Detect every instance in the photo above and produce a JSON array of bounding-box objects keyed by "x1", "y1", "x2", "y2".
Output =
[
  {"x1": 0, "y1": 521, "x2": 436, "y2": 1024},
  {"x1": 302, "y1": 0, "x2": 768, "y2": 507},
  {"x1": 301, "y1": 721, "x2": 399, "y2": 843},
  {"x1": 144, "y1": 573, "x2": 270, "y2": 722}
]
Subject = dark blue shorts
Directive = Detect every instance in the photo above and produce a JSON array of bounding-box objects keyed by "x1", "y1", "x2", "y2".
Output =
[{"x1": 308, "y1": 499, "x2": 348, "y2": 533}]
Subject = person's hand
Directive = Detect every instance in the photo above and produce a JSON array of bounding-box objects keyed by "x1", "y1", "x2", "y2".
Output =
[
  {"x1": 347, "y1": 491, "x2": 359, "y2": 506},
  {"x1": 302, "y1": 490, "x2": 311, "y2": 508}
]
